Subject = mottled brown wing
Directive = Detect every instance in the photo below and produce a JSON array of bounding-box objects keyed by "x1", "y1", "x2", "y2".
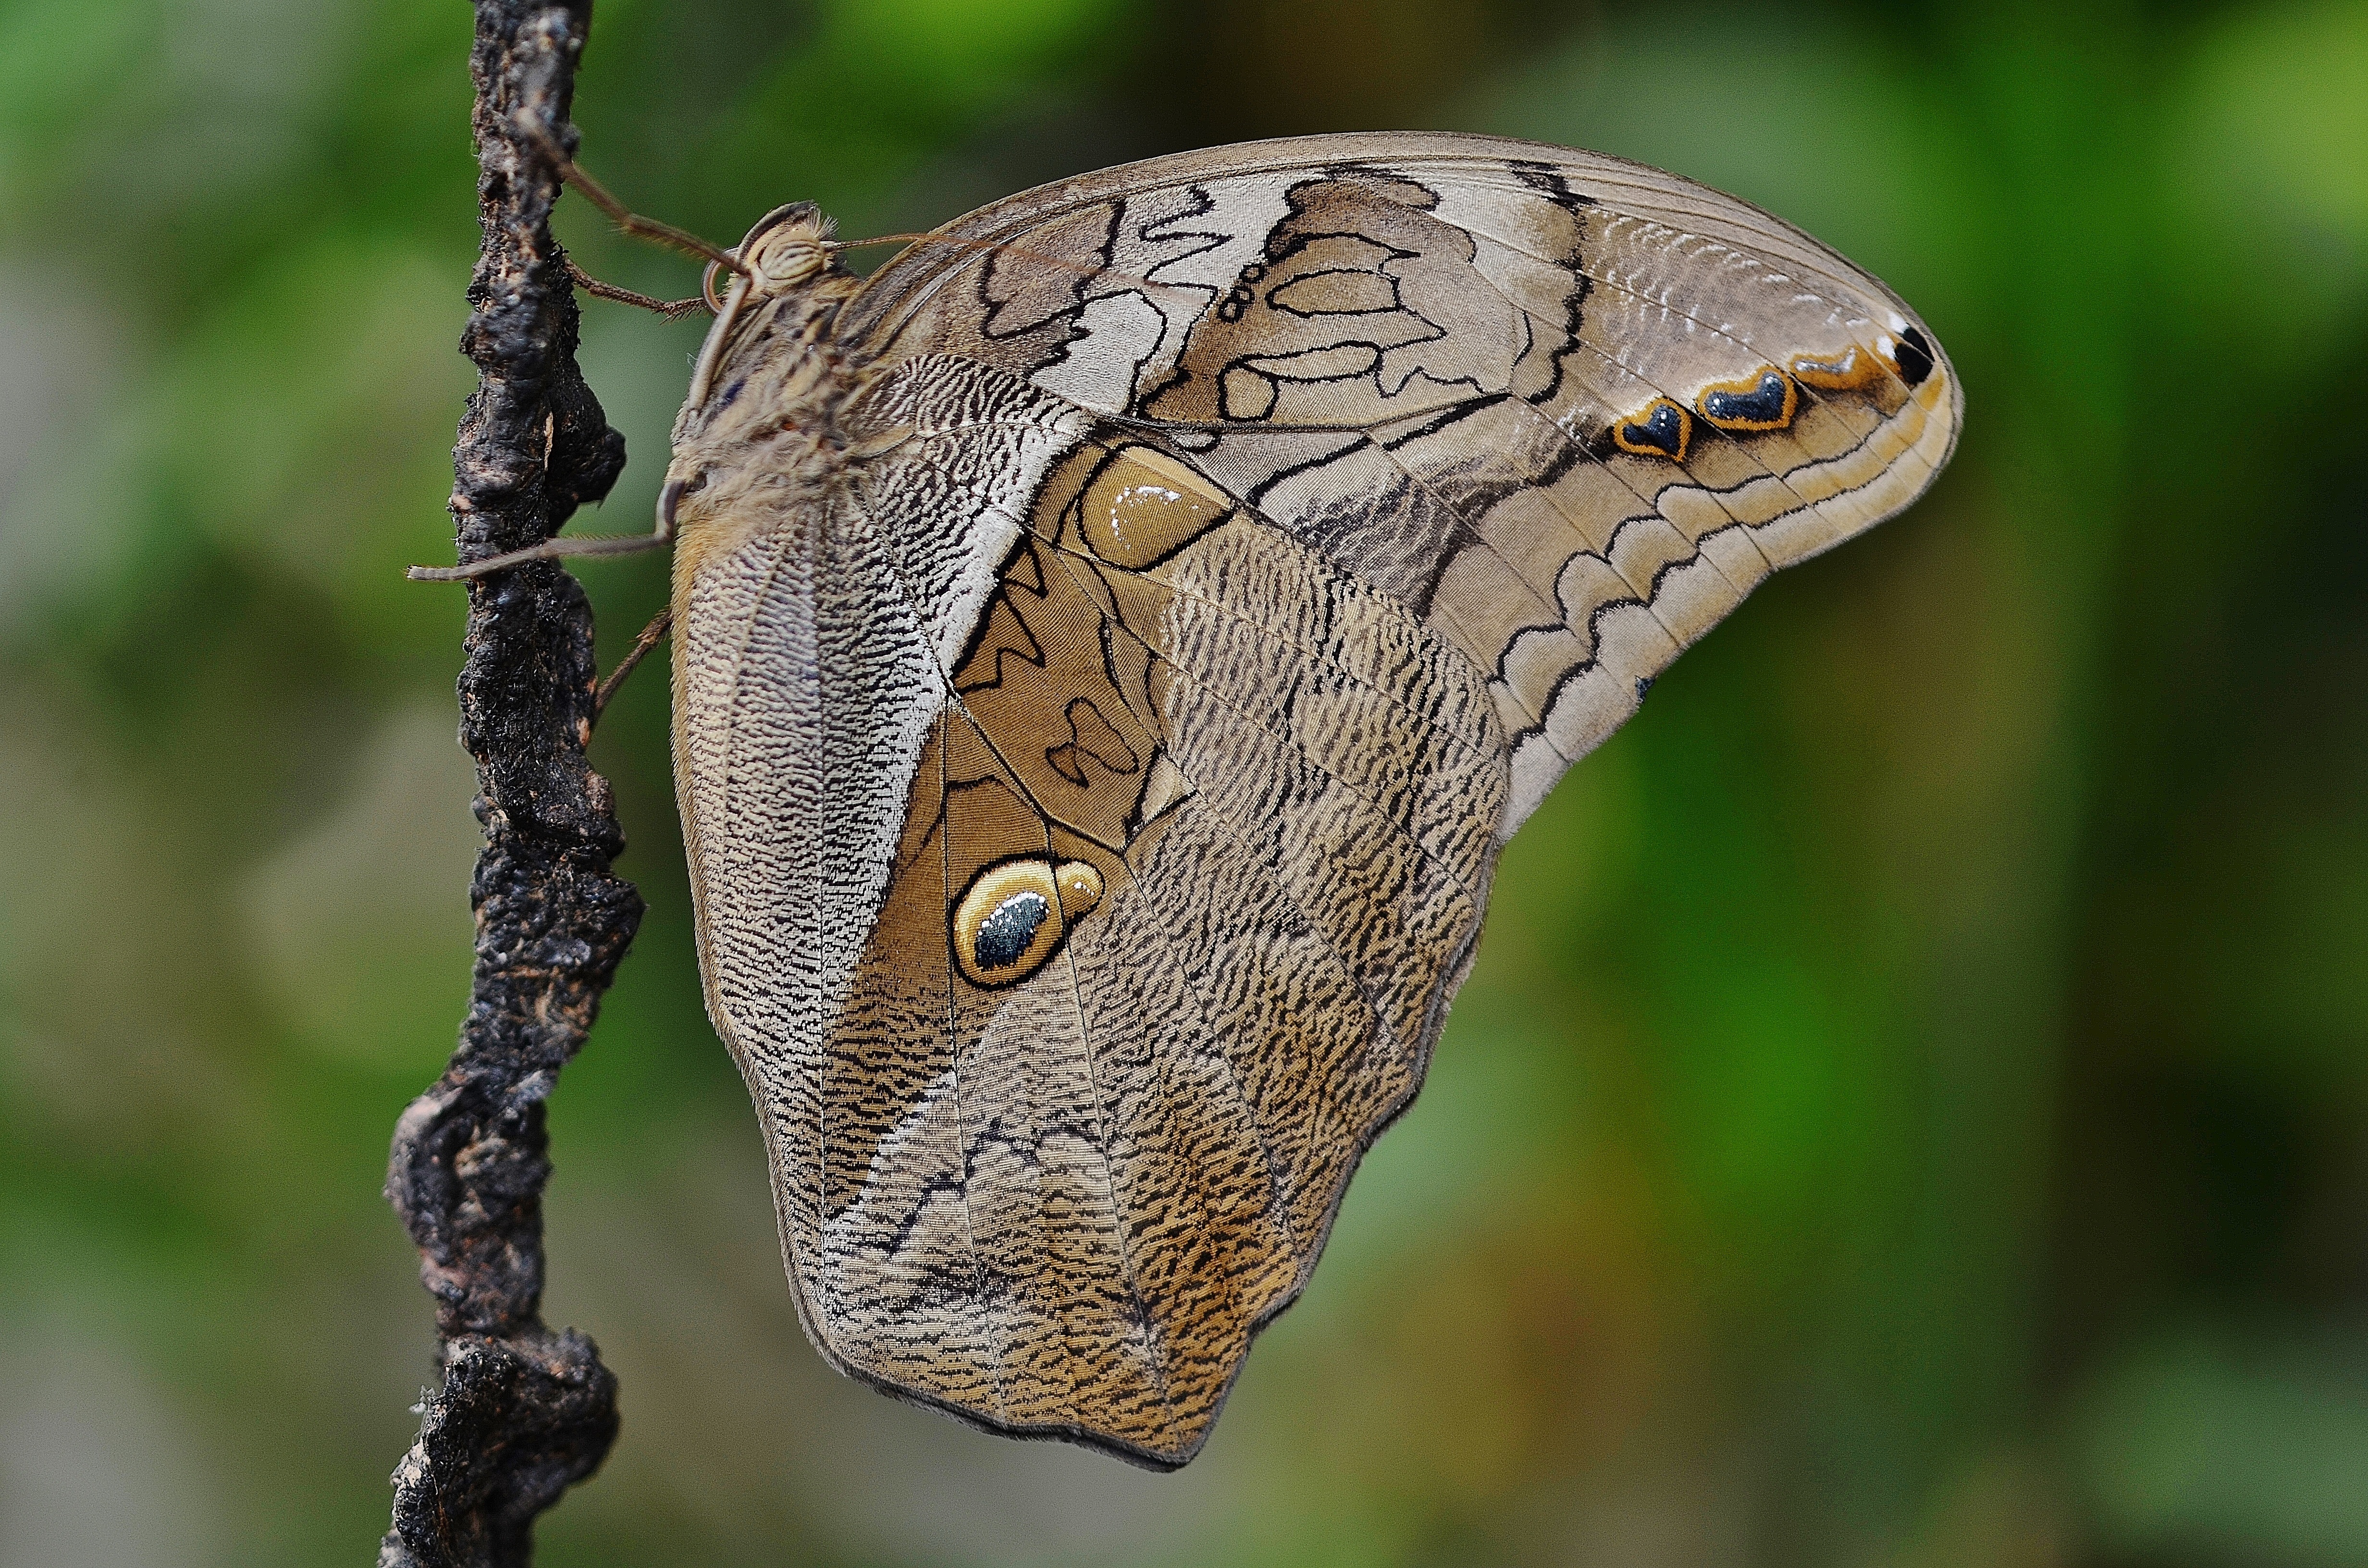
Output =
[
  {"x1": 850, "y1": 132, "x2": 1961, "y2": 829},
  {"x1": 669, "y1": 332, "x2": 1492, "y2": 1465},
  {"x1": 673, "y1": 134, "x2": 1958, "y2": 1470}
]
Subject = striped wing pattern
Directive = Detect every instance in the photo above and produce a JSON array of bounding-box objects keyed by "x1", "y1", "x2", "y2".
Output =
[{"x1": 666, "y1": 134, "x2": 1959, "y2": 1467}]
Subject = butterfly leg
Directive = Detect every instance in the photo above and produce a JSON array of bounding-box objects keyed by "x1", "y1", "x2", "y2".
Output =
[
  {"x1": 408, "y1": 430, "x2": 715, "y2": 581},
  {"x1": 513, "y1": 112, "x2": 748, "y2": 279},
  {"x1": 566, "y1": 261, "x2": 709, "y2": 323},
  {"x1": 405, "y1": 523, "x2": 672, "y2": 581},
  {"x1": 593, "y1": 607, "x2": 674, "y2": 721}
]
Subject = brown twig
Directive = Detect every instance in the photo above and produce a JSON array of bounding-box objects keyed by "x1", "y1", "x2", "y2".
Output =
[{"x1": 378, "y1": 4, "x2": 638, "y2": 1565}]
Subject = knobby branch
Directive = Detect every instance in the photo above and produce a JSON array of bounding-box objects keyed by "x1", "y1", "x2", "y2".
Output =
[{"x1": 378, "y1": 3, "x2": 638, "y2": 1565}]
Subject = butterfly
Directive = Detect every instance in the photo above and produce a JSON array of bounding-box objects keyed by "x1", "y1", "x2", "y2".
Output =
[{"x1": 422, "y1": 130, "x2": 1958, "y2": 1468}]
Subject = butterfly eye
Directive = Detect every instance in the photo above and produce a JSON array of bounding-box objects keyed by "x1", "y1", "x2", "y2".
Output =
[
  {"x1": 745, "y1": 231, "x2": 828, "y2": 291},
  {"x1": 952, "y1": 858, "x2": 1104, "y2": 987},
  {"x1": 756, "y1": 244, "x2": 824, "y2": 288}
]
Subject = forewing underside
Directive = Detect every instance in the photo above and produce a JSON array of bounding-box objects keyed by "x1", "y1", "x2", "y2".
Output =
[{"x1": 851, "y1": 132, "x2": 1961, "y2": 829}]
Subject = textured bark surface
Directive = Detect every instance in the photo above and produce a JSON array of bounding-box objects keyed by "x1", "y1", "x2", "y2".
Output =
[{"x1": 379, "y1": 3, "x2": 638, "y2": 1564}]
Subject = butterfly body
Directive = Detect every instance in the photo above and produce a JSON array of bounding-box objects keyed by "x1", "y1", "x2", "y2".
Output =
[{"x1": 658, "y1": 134, "x2": 1959, "y2": 1467}]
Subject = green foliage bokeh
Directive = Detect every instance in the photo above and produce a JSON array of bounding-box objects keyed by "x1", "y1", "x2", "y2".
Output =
[{"x1": 1, "y1": 1, "x2": 2364, "y2": 1564}]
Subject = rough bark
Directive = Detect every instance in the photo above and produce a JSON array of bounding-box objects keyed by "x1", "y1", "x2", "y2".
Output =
[{"x1": 380, "y1": 3, "x2": 637, "y2": 1563}]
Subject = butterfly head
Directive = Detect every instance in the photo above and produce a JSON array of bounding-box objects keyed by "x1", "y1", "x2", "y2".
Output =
[
  {"x1": 735, "y1": 201, "x2": 838, "y2": 294},
  {"x1": 680, "y1": 201, "x2": 855, "y2": 421}
]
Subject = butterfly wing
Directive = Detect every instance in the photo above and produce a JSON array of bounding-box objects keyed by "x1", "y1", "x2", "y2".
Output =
[
  {"x1": 673, "y1": 134, "x2": 1959, "y2": 1467},
  {"x1": 850, "y1": 132, "x2": 1960, "y2": 830}
]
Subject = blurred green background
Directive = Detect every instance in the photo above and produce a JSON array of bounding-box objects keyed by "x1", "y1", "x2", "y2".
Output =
[{"x1": 3, "y1": 0, "x2": 2365, "y2": 1563}]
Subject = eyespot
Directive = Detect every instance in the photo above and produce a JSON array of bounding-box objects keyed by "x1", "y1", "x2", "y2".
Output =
[
  {"x1": 1790, "y1": 345, "x2": 1884, "y2": 391},
  {"x1": 974, "y1": 887, "x2": 1049, "y2": 970},
  {"x1": 1793, "y1": 330, "x2": 1938, "y2": 394},
  {"x1": 1612, "y1": 398, "x2": 1691, "y2": 462},
  {"x1": 1076, "y1": 448, "x2": 1232, "y2": 568},
  {"x1": 1697, "y1": 368, "x2": 1797, "y2": 432},
  {"x1": 1890, "y1": 326, "x2": 1936, "y2": 388},
  {"x1": 951, "y1": 858, "x2": 1105, "y2": 987}
]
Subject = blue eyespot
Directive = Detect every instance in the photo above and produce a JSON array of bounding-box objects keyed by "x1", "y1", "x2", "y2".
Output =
[{"x1": 972, "y1": 891, "x2": 1051, "y2": 971}]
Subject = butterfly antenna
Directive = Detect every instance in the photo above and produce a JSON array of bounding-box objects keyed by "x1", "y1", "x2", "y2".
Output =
[{"x1": 516, "y1": 113, "x2": 751, "y2": 279}]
